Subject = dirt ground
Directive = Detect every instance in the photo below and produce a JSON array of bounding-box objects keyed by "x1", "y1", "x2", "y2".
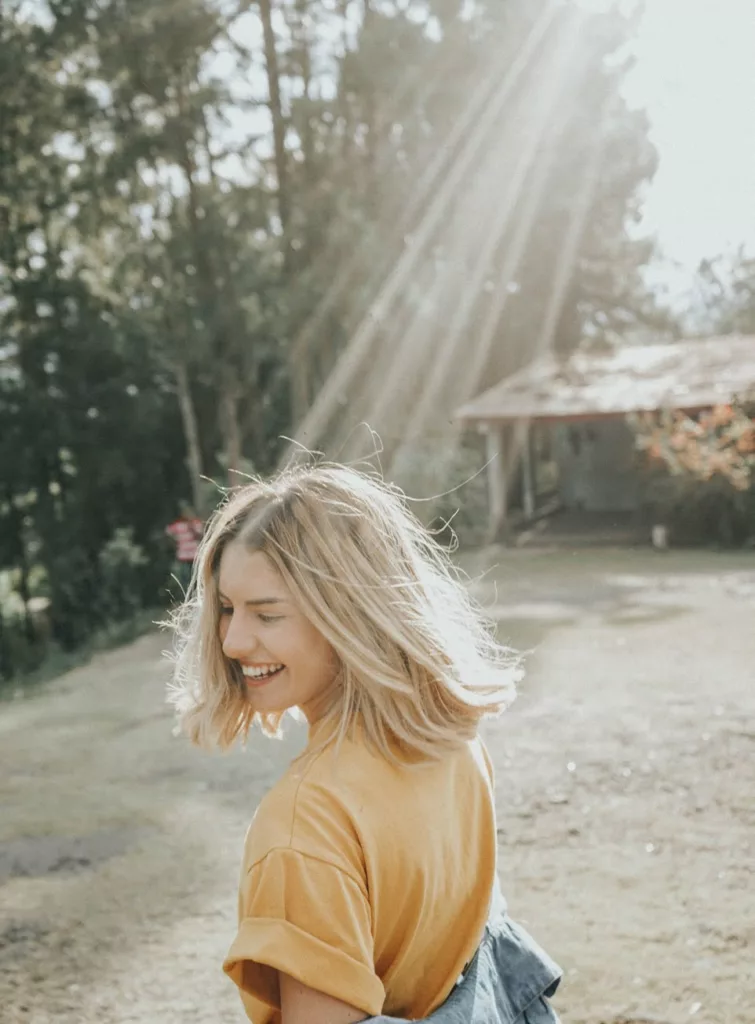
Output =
[{"x1": 1, "y1": 547, "x2": 754, "y2": 1024}]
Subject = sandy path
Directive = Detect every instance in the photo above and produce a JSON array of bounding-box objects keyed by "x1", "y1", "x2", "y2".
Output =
[{"x1": 1, "y1": 548, "x2": 754, "y2": 1024}]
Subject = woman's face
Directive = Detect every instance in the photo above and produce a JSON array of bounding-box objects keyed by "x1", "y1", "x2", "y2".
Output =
[{"x1": 217, "y1": 542, "x2": 339, "y2": 723}]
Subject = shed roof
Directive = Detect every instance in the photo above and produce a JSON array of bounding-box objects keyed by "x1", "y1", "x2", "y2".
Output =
[{"x1": 456, "y1": 336, "x2": 755, "y2": 425}]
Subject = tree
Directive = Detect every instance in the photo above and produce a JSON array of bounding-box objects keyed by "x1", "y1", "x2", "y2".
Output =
[
  {"x1": 0, "y1": 4, "x2": 183, "y2": 660},
  {"x1": 0, "y1": 0, "x2": 666, "y2": 674},
  {"x1": 691, "y1": 250, "x2": 755, "y2": 335}
]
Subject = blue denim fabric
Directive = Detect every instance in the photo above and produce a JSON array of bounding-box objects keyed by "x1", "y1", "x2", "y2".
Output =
[{"x1": 366, "y1": 882, "x2": 562, "y2": 1024}]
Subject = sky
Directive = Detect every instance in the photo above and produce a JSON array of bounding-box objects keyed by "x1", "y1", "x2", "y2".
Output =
[{"x1": 622, "y1": 0, "x2": 755, "y2": 296}]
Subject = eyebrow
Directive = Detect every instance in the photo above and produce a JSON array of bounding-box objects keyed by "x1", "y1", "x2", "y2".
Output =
[{"x1": 218, "y1": 594, "x2": 286, "y2": 606}]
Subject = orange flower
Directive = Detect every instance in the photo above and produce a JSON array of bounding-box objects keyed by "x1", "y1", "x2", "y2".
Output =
[
  {"x1": 711, "y1": 404, "x2": 735, "y2": 427},
  {"x1": 736, "y1": 430, "x2": 755, "y2": 454}
]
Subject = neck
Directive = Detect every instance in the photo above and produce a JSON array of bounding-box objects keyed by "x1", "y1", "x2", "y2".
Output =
[{"x1": 299, "y1": 676, "x2": 341, "y2": 726}]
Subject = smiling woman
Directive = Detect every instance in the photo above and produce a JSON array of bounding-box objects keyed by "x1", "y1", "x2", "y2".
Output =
[
  {"x1": 167, "y1": 464, "x2": 561, "y2": 1024},
  {"x1": 167, "y1": 463, "x2": 520, "y2": 755},
  {"x1": 217, "y1": 546, "x2": 339, "y2": 723}
]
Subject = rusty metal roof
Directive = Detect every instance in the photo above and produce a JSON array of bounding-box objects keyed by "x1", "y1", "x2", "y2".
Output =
[{"x1": 456, "y1": 336, "x2": 755, "y2": 424}]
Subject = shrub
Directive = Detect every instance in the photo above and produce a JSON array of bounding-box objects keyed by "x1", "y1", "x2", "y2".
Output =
[
  {"x1": 629, "y1": 404, "x2": 755, "y2": 546},
  {"x1": 98, "y1": 528, "x2": 149, "y2": 622}
]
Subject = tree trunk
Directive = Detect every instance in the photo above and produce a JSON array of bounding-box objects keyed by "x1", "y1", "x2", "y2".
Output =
[
  {"x1": 259, "y1": 0, "x2": 292, "y2": 261},
  {"x1": 4, "y1": 487, "x2": 36, "y2": 647},
  {"x1": 16, "y1": 531, "x2": 36, "y2": 647},
  {"x1": 259, "y1": 0, "x2": 304, "y2": 422},
  {"x1": 338, "y1": 0, "x2": 354, "y2": 164},
  {"x1": 173, "y1": 360, "x2": 205, "y2": 514},
  {"x1": 175, "y1": 123, "x2": 247, "y2": 479},
  {"x1": 361, "y1": 0, "x2": 378, "y2": 192},
  {"x1": 0, "y1": 609, "x2": 12, "y2": 683},
  {"x1": 295, "y1": 0, "x2": 315, "y2": 188},
  {"x1": 220, "y1": 369, "x2": 243, "y2": 485}
]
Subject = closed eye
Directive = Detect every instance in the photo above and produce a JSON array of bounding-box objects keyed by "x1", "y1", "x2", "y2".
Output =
[
  {"x1": 219, "y1": 605, "x2": 233, "y2": 616},
  {"x1": 258, "y1": 613, "x2": 284, "y2": 624}
]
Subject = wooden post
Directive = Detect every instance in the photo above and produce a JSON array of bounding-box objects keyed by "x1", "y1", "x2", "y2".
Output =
[
  {"x1": 485, "y1": 426, "x2": 507, "y2": 542},
  {"x1": 521, "y1": 423, "x2": 535, "y2": 520}
]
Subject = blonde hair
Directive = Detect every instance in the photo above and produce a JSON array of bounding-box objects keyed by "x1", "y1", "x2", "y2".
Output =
[{"x1": 167, "y1": 463, "x2": 519, "y2": 762}]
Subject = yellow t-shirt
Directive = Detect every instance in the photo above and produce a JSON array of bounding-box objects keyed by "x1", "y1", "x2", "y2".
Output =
[{"x1": 223, "y1": 725, "x2": 497, "y2": 1023}]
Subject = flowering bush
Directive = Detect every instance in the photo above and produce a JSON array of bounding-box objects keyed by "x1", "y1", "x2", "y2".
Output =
[
  {"x1": 628, "y1": 405, "x2": 755, "y2": 491},
  {"x1": 627, "y1": 404, "x2": 755, "y2": 546}
]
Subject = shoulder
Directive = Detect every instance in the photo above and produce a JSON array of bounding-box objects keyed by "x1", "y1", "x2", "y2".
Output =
[
  {"x1": 474, "y1": 736, "x2": 496, "y2": 787},
  {"x1": 242, "y1": 745, "x2": 365, "y2": 882},
  {"x1": 244, "y1": 733, "x2": 491, "y2": 870}
]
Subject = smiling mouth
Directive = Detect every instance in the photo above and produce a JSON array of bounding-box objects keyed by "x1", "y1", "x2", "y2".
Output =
[{"x1": 240, "y1": 664, "x2": 284, "y2": 686}]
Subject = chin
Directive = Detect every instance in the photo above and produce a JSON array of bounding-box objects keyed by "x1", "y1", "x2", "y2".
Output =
[{"x1": 247, "y1": 690, "x2": 294, "y2": 715}]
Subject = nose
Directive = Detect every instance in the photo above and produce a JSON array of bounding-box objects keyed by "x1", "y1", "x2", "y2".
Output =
[{"x1": 221, "y1": 613, "x2": 260, "y2": 663}]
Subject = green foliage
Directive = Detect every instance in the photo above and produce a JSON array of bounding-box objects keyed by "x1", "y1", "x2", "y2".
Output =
[
  {"x1": 98, "y1": 528, "x2": 149, "y2": 621},
  {"x1": 0, "y1": 0, "x2": 659, "y2": 680},
  {"x1": 691, "y1": 250, "x2": 755, "y2": 335},
  {"x1": 641, "y1": 472, "x2": 755, "y2": 548}
]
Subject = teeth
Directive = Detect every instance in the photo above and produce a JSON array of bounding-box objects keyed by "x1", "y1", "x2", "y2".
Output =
[{"x1": 241, "y1": 664, "x2": 284, "y2": 679}]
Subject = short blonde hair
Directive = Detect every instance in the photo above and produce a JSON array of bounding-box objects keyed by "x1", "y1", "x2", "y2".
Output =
[{"x1": 167, "y1": 463, "x2": 519, "y2": 762}]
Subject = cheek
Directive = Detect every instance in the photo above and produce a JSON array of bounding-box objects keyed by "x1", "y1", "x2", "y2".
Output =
[
  {"x1": 311, "y1": 632, "x2": 339, "y2": 679},
  {"x1": 288, "y1": 622, "x2": 338, "y2": 677}
]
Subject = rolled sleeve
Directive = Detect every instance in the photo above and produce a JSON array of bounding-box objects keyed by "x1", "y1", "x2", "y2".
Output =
[{"x1": 223, "y1": 847, "x2": 385, "y2": 1020}]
